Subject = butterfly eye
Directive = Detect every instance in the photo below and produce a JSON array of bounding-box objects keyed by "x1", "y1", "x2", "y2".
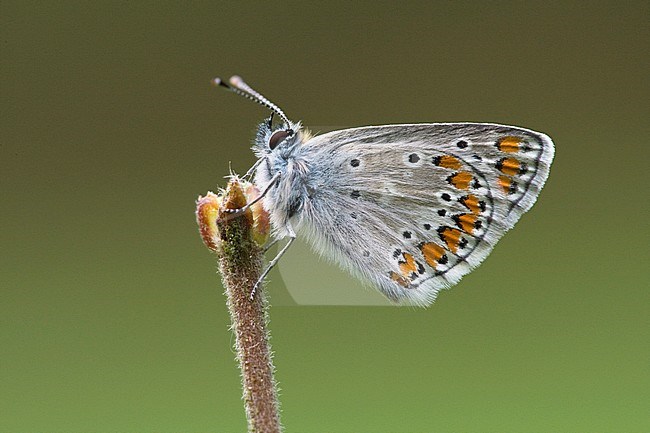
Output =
[{"x1": 268, "y1": 129, "x2": 292, "y2": 150}]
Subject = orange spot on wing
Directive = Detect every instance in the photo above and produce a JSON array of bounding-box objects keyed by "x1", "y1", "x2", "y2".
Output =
[
  {"x1": 399, "y1": 253, "x2": 418, "y2": 277},
  {"x1": 455, "y1": 213, "x2": 479, "y2": 234},
  {"x1": 439, "y1": 227, "x2": 462, "y2": 253},
  {"x1": 498, "y1": 175, "x2": 512, "y2": 194},
  {"x1": 419, "y1": 242, "x2": 445, "y2": 268},
  {"x1": 390, "y1": 271, "x2": 410, "y2": 288},
  {"x1": 460, "y1": 194, "x2": 482, "y2": 214},
  {"x1": 497, "y1": 157, "x2": 521, "y2": 176},
  {"x1": 497, "y1": 136, "x2": 522, "y2": 153},
  {"x1": 436, "y1": 155, "x2": 462, "y2": 170},
  {"x1": 448, "y1": 171, "x2": 473, "y2": 190}
]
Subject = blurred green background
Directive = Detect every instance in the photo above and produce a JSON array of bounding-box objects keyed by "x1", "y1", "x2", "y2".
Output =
[{"x1": 2, "y1": 1, "x2": 649, "y2": 432}]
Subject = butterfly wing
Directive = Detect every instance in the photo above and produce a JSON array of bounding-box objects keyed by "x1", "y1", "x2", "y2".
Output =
[{"x1": 294, "y1": 123, "x2": 554, "y2": 306}]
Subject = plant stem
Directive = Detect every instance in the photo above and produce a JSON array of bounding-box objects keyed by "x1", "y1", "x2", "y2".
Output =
[{"x1": 214, "y1": 180, "x2": 281, "y2": 433}]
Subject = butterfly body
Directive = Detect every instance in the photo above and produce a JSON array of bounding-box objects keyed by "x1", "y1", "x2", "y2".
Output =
[{"x1": 214, "y1": 76, "x2": 554, "y2": 306}]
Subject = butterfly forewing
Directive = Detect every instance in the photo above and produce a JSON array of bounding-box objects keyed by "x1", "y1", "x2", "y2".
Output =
[{"x1": 298, "y1": 123, "x2": 554, "y2": 305}]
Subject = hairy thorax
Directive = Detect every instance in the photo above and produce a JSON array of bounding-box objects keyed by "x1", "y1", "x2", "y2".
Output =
[{"x1": 256, "y1": 153, "x2": 312, "y2": 237}]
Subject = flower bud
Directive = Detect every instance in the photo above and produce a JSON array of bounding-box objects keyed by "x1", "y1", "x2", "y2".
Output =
[{"x1": 196, "y1": 179, "x2": 270, "y2": 252}]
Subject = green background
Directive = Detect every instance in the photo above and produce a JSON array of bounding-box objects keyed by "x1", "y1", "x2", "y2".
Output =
[{"x1": 2, "y1": 1, "x2": 649, "y2": 432}]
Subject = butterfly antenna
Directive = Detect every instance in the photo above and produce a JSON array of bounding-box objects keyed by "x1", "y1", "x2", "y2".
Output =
[{"x1": 212, "y1": 75, "x2": 292, "y2": 126}]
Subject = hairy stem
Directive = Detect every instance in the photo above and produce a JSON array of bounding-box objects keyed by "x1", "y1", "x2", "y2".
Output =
[{"x1": 199, "y1": 179, "x2": 281, "y2": 433}]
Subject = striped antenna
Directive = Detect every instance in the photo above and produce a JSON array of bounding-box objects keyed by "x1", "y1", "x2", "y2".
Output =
[{"x1": 212, "y1": 75, "x2": 291, "y2": 126}]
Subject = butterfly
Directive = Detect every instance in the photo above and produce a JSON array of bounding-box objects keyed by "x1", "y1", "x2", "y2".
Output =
[{"x1": 214, "y1": 76, "x2": 554, "y2": 306}]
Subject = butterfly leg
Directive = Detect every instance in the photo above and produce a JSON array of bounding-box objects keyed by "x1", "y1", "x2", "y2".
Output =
[
  {"x1": 223, "y1": 172, "x2": 280, "y2": 219},
  {"x1": 263, "y1": 237, "x2": 280, "y2": 253},
  {"x1": 241, "y1": 157, "x2": 266, "y2": 181},
  {"x1": 250, "y1": 224, "x2": 296, "y2": 300}
]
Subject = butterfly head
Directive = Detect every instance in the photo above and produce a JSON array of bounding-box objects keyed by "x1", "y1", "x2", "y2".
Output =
[{"x1": 254, "y1": 117, "x2": 304, "y2": 157}]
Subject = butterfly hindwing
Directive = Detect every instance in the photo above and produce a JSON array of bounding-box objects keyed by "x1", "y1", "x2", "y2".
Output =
[{"x1": 297, "y1": 123, "x2": 554, "y2": 305}]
